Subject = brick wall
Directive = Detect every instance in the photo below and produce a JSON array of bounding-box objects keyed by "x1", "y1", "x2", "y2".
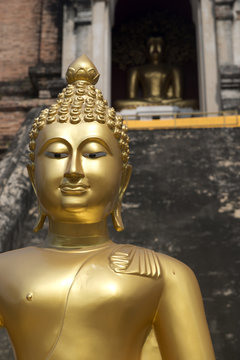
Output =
[
  {"x1": 0, "y1": 0, "x2": 61, "y2": 82},
  {"x1": 39, "y1": 0, "x2": 62, "y2": 64},
  {"x1": 0, "y1": 98, "x2": 54, "y2": 158},
  {"x1": 0, "y1": 0, "x2": 62, "y2": 154},
  {"x1": 0, "y1": 0, "x2": 41, "y2": 82}
]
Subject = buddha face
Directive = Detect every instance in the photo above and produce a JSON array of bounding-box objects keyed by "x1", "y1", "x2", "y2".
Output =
[
  {"x1": 33, "y1": 121, "x2": 124, "y2": 224},
  {"x1": 148, "y1": 37, "x2": 164, "y2": 63}
]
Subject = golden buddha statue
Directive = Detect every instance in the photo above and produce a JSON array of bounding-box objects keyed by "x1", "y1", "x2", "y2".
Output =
[
  {"x1": 115, "y1": 37, "x2": 197, "y2": 111},
  {"x1": 0, "y1": 55, "x2": 214, "y2": 360}
]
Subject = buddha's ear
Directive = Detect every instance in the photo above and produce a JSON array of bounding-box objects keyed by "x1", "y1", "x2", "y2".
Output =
[
  {"x1": 27, "y1": 164, "x2": 37, "y2": 196},
  {"x1": 119, "y1": 164, "x2": 132, "y2": 202},
  {"x1": 27, "y1": 164, "x2": 46, "y2": 232},
  {"x1": 112, "y1": 164, "x2": 132, "y2": 232}
]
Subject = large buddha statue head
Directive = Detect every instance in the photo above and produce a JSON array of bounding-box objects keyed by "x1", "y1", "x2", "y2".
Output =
[
  {"x1": 27, "y1": 55, "x2": 131, "y2": 241},
  {"x1": 147, "y1": 36, "x2": 164, "y2": 64}
]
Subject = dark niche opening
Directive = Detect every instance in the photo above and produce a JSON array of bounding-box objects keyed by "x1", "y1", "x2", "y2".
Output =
[{"x1": 111, "y1": 0, "x2": 199, "y2": 108}]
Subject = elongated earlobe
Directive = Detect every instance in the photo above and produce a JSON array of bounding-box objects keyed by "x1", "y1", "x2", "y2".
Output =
[
  {"x1": 27, "y1": 164, "x2": 37, "y2": 196},
  {"x1": 112, "y1": 203, "x2": 124, "y2": 232},
  {"x1": 34, "y1": 206, "x2": 46, "y2": 232},
  {"x1": 112, "y1": 164, "x2": 132, "y2": 232},
  {"x1": 27, "y1": 164, "x2": 46, "y2": 232}
]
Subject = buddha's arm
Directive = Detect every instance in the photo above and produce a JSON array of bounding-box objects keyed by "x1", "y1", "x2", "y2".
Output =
[
  {"x1": 153, "y1": 256, "x2": 215, "y2": 360},
  {"x1": 0, "y1": 263, "x2": 5, "y2": 328},
  {"x1": 0, "y1": 314, "x2": 4, "y2": 327},
  {"x1": 127, "y1": 68, "x2": 140, "y2": 99},
  {"x1": 172, "y1": 67, "x2": 182, "y2": 99}
]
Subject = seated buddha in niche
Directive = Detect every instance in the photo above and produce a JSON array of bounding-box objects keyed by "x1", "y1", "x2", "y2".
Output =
[
  {"x1": 0, "y1": 55, "x2": 214, "y2": 360},
  {"x1": 115, "y1": 37, "x2": 197, "y2": 111}
]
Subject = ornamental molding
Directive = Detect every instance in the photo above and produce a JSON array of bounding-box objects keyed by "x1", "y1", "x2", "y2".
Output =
[{"x1": 215, "y1": 0, "x2": 235, "y2": 5}]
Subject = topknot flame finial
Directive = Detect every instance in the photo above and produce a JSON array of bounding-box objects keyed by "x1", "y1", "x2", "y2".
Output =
[{"x1": 66, "y1": 54, "x2": 100, "y2": 85}]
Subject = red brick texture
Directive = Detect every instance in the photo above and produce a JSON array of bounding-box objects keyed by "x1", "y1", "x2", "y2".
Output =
[
  {"x1": 0, "y1": 0, "x2": 62, "y2": 152},
  {"x1": 40, "y1": 0, "x2": 62, "y2": 63},
  {"x1": 0, "y1": 98, "x2": 54, "y2": 151},
  {"x1": 0, "y1": 0, "x2": 61, "y2": 82},
  {"x1": 0, "y1": 0, "x2": 41, "y2": 81}
]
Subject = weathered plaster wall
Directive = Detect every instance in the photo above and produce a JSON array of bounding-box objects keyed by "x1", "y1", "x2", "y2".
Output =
[
  {"x1": 123, "y1": 128, "x2": 240, "y2": 360},
  {"x1": 0, "y1": 126, "x2": 239, "y2": 359}
]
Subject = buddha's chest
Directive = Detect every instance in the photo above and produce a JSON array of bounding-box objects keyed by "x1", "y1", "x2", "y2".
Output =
[
  {"x1": 140, "y1": 67, "x2": 170, "y2": 86},
  {"x1": 0, "y1": 247, "x2": 162, "y2": 359},
  {"x1": 1, "y1": 251, "x2": 160, "y2": 330}
]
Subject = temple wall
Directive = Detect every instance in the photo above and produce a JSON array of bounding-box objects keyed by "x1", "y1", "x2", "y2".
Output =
[
  {"x1": 1, "y1": 0, "x2": 240, "y2": 153},
  {"x1": 123, "y1": 128, "x2": 240, "y2": 360}
]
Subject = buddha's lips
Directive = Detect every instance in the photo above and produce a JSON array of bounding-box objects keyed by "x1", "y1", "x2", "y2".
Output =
[{"x1": 59, "y1": 184, "x2": 89, "y2": 194}]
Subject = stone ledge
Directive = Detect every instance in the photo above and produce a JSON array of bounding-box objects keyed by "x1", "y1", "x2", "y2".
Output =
[
  {"x1": 221, "y1": 79, "x2": 240, "y2": 89},
  {"x1": 29, "y1": 63, "x2": 65, "y2": 98},
  {"x1": 0, "y1": 79, "x2": 33, "y2": 97},
  {"x1": 220, "y1": 64, "x2": 240, "y2": 75},
  {"x1": 215, "y1": 4, "x2": 234, "y2": 20},
  {"x1": 220, "y1": 65, "x2": 240, "y2": 90},
  {"x1": 0, "y1": 98, "x2": 55, "y2": 112},
  {"x1": 222, "y1": 98, "x2": 240, "y2": 110},
  {"x1": 215, "y1": 0, "x2": 234, "y2": 5}
]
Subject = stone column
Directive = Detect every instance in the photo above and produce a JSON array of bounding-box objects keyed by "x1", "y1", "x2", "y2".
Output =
[
  {"x1": 92, "y1": 0, "x2": 112, "y2": 103},
  {"x1": 62, "y1": 0, "x2": 112, "y2": 103},
  {"x1": 191, "y1": 0, "x2": 220, "y2": 113},
  {"x1": 233, "y1": 0, "x2": 240, "y2": 65},
  {"x1": 215, "y1": 0, "x2": 234, "y2": 65},
  {"x1": 215, "y1": 0, "x2": 240, "y2": 110},
  {"x1": 62, "y1": 0, "x2": 92, "y2": 78}
]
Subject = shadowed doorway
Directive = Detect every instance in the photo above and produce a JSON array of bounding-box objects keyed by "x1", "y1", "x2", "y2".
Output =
[{"x1": 112, "y1": 0, "x2": 198, "y2": 108}]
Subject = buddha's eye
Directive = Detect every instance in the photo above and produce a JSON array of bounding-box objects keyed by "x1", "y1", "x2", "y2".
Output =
[
  {"x1": 45, "y1": 151, "x2": 69, "y2": 159},
  {"x1": 83, "y1": 152, "x2": 107, "y2": 159}
]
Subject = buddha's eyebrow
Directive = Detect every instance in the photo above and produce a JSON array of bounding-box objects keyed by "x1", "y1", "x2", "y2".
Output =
[
  {"x1": 38, "y1": 137, "x2": 113, "y2": 154},
  {"x1": 38, "y1": 138, "x2": 70, "y2": 154},
  {"x1": 80, "y1": 137, "x2": 112, "y2": 154}
]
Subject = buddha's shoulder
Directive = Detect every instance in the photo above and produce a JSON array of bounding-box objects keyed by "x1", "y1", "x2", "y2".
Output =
[
  {"x1": 0, "y1": 247, "x2": 41, "y2": 269},
  {"x1": 109, "y1": 244, "x2": 162, "y2": 279},
  {"x1": 109, "y1": 243, "x2": 193, "y2": 281}
]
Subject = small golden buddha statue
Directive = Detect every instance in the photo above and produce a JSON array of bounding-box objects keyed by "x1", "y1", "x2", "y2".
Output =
[
  {"x1": 0, "y1": 55, "x2": 214, "y2": 360},
  {"x1": 115, "y1": 37, "x2": 197, "y2": 111}
]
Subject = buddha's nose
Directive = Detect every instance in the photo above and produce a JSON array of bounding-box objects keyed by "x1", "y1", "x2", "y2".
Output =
[
  {"x1": 64, "y1": 171, "x2": 84, "y2": 183},
  {"x1": 64, "y1": 152, "x2": 84, "y2": 182}
]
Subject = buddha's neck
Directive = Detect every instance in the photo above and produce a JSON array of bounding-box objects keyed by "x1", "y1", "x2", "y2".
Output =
[
  {"x1": 46, "y1": 219, "x2": 111, "y2": 249},
  {"x1": 150, "y1": 55, "x2": 162, "y2": 65},
  {"x1": 152, "y1": 59, "x2": 159, "y2": 65}
]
